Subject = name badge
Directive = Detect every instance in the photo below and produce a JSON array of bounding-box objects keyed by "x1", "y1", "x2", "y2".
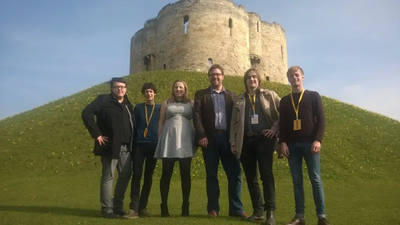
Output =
[
  {"x1": 293, "y1": 119, "x2": 301, "y2": 130},
  {"x1": 251, "y1": 114, "x2": 259, "y2": 124}
]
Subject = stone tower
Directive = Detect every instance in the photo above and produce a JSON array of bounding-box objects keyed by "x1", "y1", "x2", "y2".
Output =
[{"x1": 130, "y1": 0, "x2": 288, "y2": 83}]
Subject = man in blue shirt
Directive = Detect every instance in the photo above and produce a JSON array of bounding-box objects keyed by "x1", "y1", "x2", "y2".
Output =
[
  {"x1": 193, "y1": 64, "x2": 247, "y2": 218},
  {"x1": 126, "y1": 83, "x2": 161, "y2": 219}
]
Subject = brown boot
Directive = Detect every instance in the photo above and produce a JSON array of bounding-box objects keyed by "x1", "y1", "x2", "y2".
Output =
[
  {"x1": 318, "y1": 217, "x2": 330, "y2": 225},
  {"x1": 286, "y1": 216, "x2": 305, "y2": 225}
]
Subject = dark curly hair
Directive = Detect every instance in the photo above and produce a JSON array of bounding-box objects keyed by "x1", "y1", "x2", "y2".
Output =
[{"x1": 141, "y1": 83, "x2": 157, "y2": 94}]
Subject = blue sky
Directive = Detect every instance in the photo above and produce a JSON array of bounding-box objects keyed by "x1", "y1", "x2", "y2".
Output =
[{"x1": 1, "y1": 0, "x2": 399, "y2": 121}]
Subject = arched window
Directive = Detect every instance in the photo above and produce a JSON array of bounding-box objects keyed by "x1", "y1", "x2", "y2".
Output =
[
  {"x1": 250, "y1": 55, "x2": 261, "y2": 69},
  {"x1": 184, "y1": 15, "x2": 189, "y2": 34},
  {"x1": 281, "y1": 46, "x2": 284, "y2": 60},
  {"x1": 208, "y1": 58, "x2": 213, "y2": 66},
  {"x1": 229, "y1": 18, "x2": 233, "y2": 36},
  {"x1": 163, "y1": 64, "x2": 167, "y2": 69},
  {"x1": 257, "y1": 21, "x2": 259, "y2": 32},
  {"x1": 265, "y1": 76, "x2": 270, "y2": 81}
]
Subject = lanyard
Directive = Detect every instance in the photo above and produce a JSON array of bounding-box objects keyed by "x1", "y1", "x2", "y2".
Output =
[
  {"x1": 290, "y1": 89, "x2": 305, "y2": 120},
  {"x1": 248, "y1": 93, "x2": 256, "y2": 114},
  {"x1": 144, "y1": 104, "x2": 155, "y2": 137},
  {"x1": 145, "y1": 104, "x2": 155, "y2": 125}
]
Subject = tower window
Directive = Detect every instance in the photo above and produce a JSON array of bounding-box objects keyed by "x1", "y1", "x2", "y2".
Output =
[
  {"x1": 229, "y1": 18, "x2": 233, "y2": 36},
  {"x1": 266, "y1": 76, "x2": 270, "y2": 81},
  {"x1": 143, "y1": 54, "x2": 155, "y2": 71},
  {"x1": 257, "y1": 21, "x2": 259, "y2": 32},
  {"x1": 281, "y1": 46, "x2": 284, "y2": 60},
  {"x1": 208, "y1": 58, "x2": 213, "y2": 66},
  {"x1": 143, "y1": 56, "x2": 150, "y2": 71},
  {"x1": 163, "y1": 64, "x2": 166, "y2": 69},
  {"x1": 184, "y1": 15, "x2": 189, "y2": 34},
  {"x1": 250, "y1": 56, "x2": 261, "y2": 69}
]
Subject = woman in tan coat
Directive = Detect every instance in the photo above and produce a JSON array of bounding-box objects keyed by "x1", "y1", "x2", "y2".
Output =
[{"x1": 230, "y1": 68, "x2": 280, "y2": 225}]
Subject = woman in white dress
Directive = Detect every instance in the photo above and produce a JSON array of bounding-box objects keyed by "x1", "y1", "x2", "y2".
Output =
[{"x1": 155, "y1": 80, "x2": 196, "y2": 217}]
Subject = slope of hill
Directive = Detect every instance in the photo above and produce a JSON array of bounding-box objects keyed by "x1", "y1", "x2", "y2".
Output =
[{"x1": 1, "y1": 71, "x2": 399, "y2": 182}]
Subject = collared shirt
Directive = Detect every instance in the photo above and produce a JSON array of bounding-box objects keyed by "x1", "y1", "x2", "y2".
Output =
[{"x1": 210, "y1": 86, "x2": 227, "y2": 130}]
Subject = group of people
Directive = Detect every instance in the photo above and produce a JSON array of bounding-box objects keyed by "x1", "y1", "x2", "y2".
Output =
[{"x1": 81, "y1": 64, "x2": 330, "y2": 225}]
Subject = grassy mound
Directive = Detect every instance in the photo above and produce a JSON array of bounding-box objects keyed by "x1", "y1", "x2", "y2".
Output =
[
  {"x1": 1, "y1": 71, "x2": 400, "y2": 224},
  {"x1": 1, "y1": 70, "x2": 399, "y2": 181}
]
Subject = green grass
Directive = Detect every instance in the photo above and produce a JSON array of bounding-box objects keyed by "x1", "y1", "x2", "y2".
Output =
[
  {"x1": 0, "y1": 172, "x2": 399, "y2": 224},
  {"x1": 0, "y1": 70, "x2": 400, "y2": 224}
]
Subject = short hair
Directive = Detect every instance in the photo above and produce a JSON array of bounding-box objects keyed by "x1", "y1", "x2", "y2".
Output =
[
  {"x1": 208, "y1": 64, "x2": 225, "y2": 76},
  {"x1": 286, "y1": 66, "x2": 304, "y2": 77},
  {"x1": 141, "y1": 83, "x2": 157, "y2": 94},
  {"x1": 110, "y1": 77, "x2": 127, "y2": 89},
  {"x1": 170, "y1": 80, "x2": 190, "y2": 103},
  {"x1": 243, "y1": 68, "x2": 262, "y2": 92}
]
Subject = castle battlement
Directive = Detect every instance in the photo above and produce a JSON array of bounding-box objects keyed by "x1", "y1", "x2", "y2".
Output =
[{"x1": 129, "y1": 0, "x2": 288, "y2": 83}]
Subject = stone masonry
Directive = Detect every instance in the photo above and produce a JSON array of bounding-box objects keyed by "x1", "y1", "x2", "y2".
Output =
[{"x1": 130, "y1": 0, "x2": 288, "y2": 83}]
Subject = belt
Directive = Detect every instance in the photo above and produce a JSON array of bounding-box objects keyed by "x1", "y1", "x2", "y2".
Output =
[
  {"x1": 246, "y1": 130, "x2": 265, "y2": 137},
  {"x1": 215, "y1": 129, "x2": 227, "y2": 134}
]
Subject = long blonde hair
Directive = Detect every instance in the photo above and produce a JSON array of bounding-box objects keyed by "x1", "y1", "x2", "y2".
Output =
[{"x1": 170, "y1": 80, "x2": 190, "y2": 103}]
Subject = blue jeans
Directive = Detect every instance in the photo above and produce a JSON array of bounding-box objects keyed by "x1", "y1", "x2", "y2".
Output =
[
  {"x1": 202, "y1": 132, "x2": 243, "y2": 215},
  {"x1": 287, "y1": 142, "x2": 325, "y2": 217}
]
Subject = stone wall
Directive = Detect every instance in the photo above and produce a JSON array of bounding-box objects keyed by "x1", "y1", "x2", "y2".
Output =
[
  {"x1": 129, "y1": 0, "x2": 288, "y2": 83},
  {"x1": 260, "y1": 22, "x2": 288, "y2": 84}
]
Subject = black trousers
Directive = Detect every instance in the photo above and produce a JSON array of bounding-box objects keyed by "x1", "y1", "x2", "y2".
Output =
[
  {"x1": 160, "y1": 158, "x2": 192, "y2": 204},
  {"x1": 129, "y1": 143, "x2": 157, "y2": 211},
  {"x1": 240, "y1": 136, "x2": 276, "y2": 214}
]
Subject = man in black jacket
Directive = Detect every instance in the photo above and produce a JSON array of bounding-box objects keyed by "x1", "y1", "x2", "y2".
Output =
[{"x1": 82, "y1": 77, "x2": 135, "y2": 219}]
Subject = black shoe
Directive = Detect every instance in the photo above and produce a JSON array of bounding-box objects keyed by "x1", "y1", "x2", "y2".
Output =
[
  {"x1": 113, "y1": 210, "x2": 127, "y2": 216},
  {"x1": 182, "y1": 202, "x2": 189, "y2": 217},
  {"x1": 244, "y1": 213, "x2": 264, "y2": 221},
  {"x1": 161, "y1": 203, "x2": 170, "y2": 217},
  {"x1": 103, "y1": 212, "x2": 118, "y2": 219},
  {"x1": 265, "y1": 210, "x2": 276, "y2": 225},
  {"x1": 138, "y1": 208, "x2": 149, "y2": 217}
]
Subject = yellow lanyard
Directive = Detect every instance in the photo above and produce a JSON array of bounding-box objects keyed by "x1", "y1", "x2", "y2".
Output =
[
  {"x1": 144, "y1": 104, "x2": 155, "y2": 137},
  {"x1": 248, "y1": 93, "x2": 256, "y2": 114},
  {"x1": 290, "y1": 89, "x2": 305, "y2": 120}
]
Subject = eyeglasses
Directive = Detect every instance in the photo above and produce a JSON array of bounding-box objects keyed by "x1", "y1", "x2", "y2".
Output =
[
  {"x1": 113, "y1": 86, "x2": 126, "y2": 89},
  {"x1": 209, "y1": 73, "x2": 222, "y2": 76}
]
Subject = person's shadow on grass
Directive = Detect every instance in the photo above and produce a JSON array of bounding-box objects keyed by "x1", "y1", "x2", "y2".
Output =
[{"x1": 0, "y1": 205, "x2": 99, "y2": 218}]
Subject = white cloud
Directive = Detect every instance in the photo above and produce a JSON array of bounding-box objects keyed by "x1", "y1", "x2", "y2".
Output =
[{"x1": 307, "y1": 61, "x2": 400, "y2": 121}]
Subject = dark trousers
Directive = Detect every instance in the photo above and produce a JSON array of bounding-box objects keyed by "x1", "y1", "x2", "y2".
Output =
[
  {"x1": 202, "y1": 132, "x2": 243, "y2": 215},
  {"x1": 129, "y1": 143, "x2": 157, "y2": 211},
  {"x1": 240, "y1": 136, "x2": 276, "y2": 215},
  {"x1": 160, "y1": 158, "x2": 192, "y2": 204}
]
